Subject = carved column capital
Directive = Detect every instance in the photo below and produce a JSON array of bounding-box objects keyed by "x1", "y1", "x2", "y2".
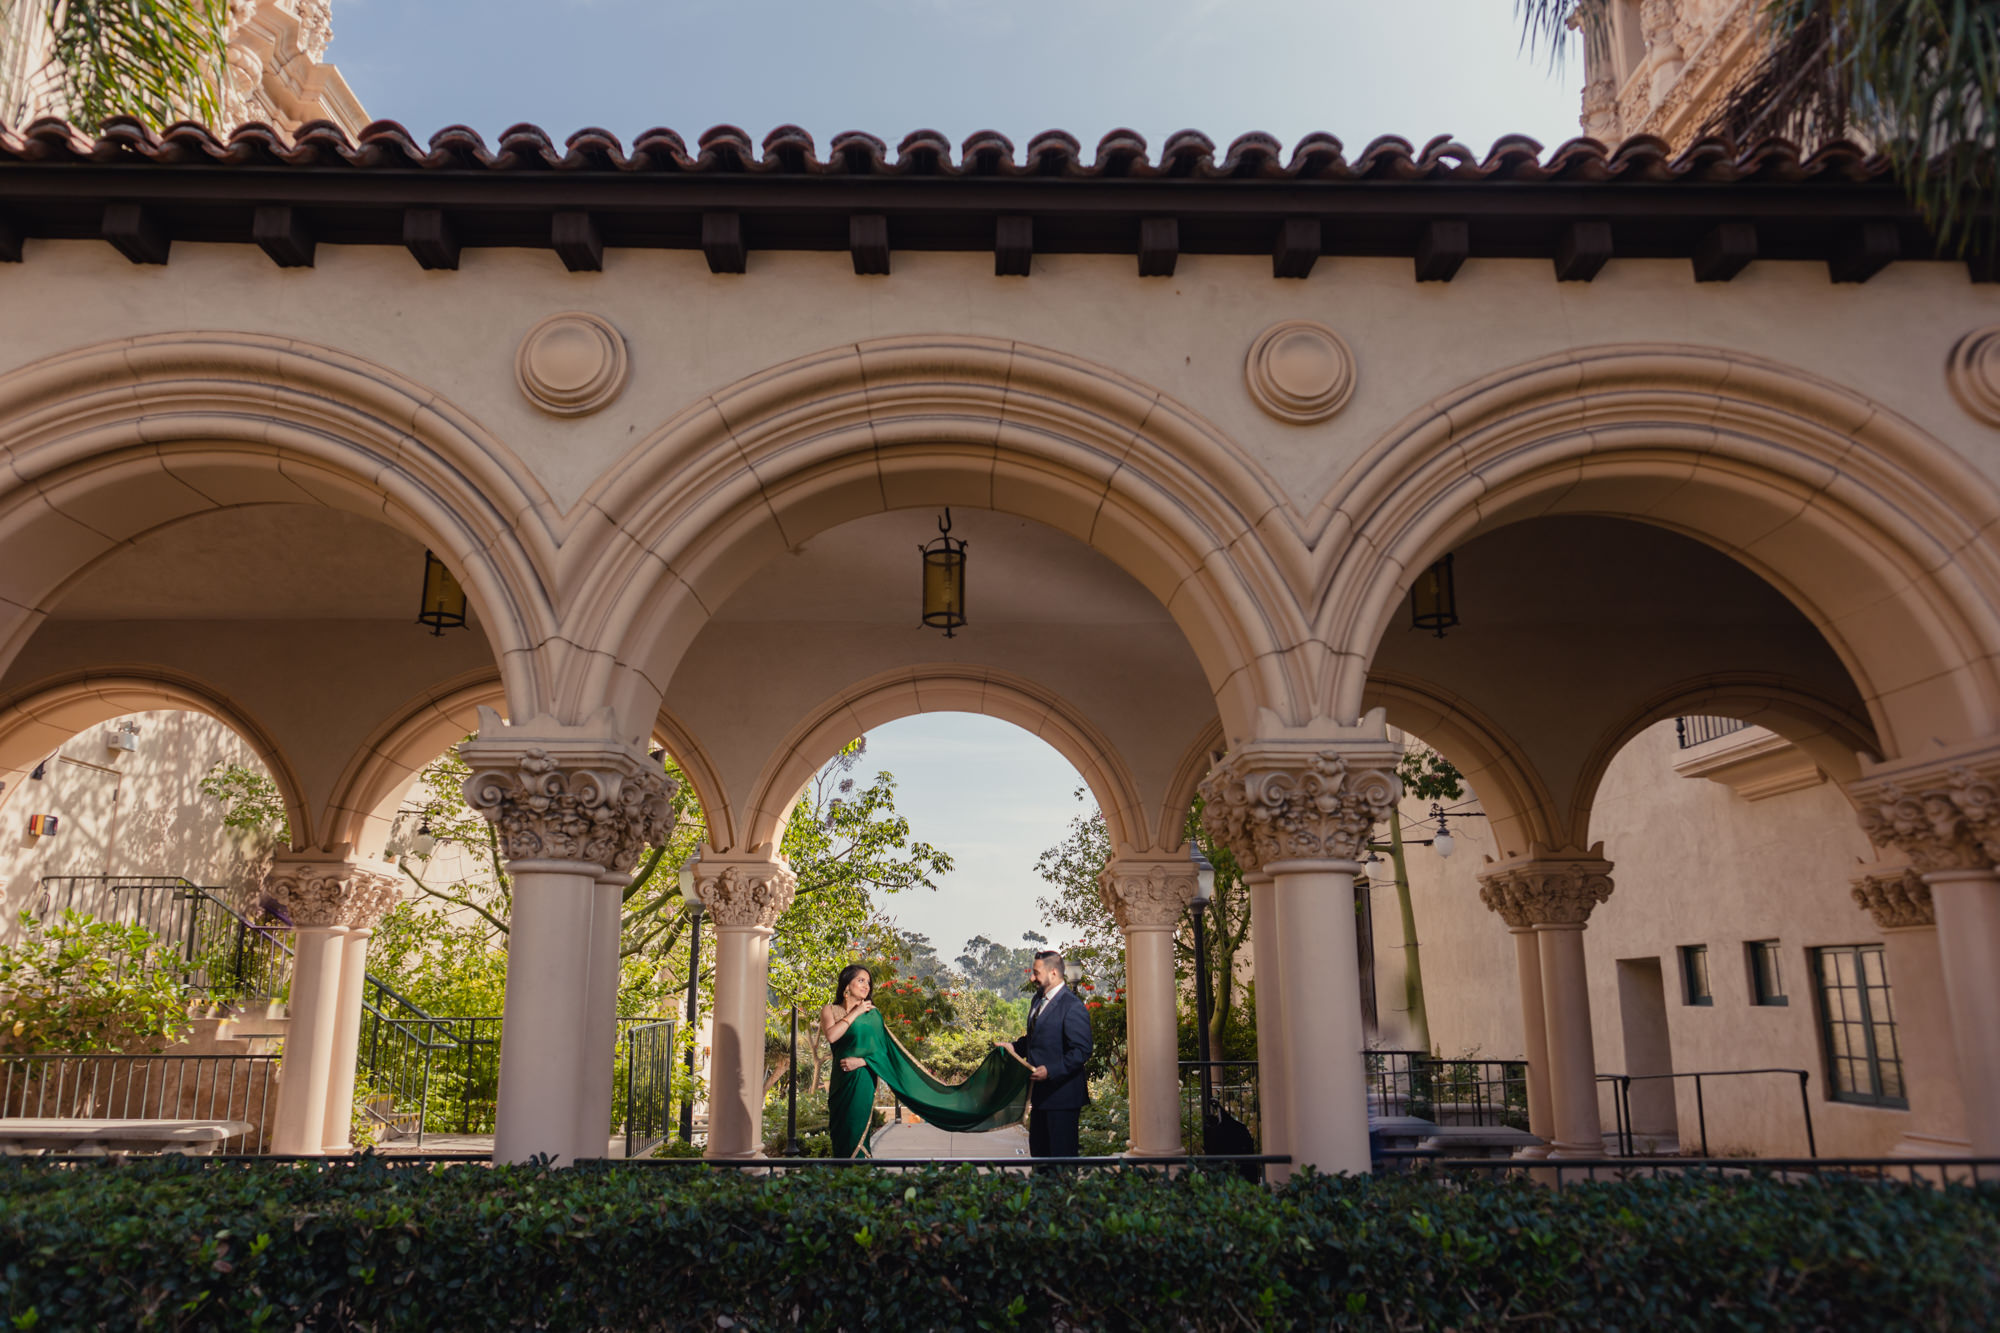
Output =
[
  {"x1": 695, "y1": 859, "x2": 798, "y2": 930},
  {"x1": 1099, "y1": 860, "x2": 1197, "y2": 931},
  {"x1": 1197, "y1": 725, "x2": 1402, "y2": 873},
  {"x1": 1580, "y1": 76, "x2": 1620, "y2": 140},
  {"x1": 266, "y1": 854, "x2": 404, "y2": 929},
  {"x1": 1852, "y1": 866, "x2": 1936, "y2": 931},
  {"x1": 1476, "y1": 844, "x2": 1616, "y2": 928},
  {"x1": 1849, "y1": 745, "x2": 2000, "y2": 875},
  {"x1": 458, "y1": 708, "x2": 676, "y2": 875}
]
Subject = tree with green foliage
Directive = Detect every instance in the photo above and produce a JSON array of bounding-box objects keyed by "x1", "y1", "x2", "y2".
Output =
[
  {"x1": 1369, "y1": 741, "x2": 1466, "y2": 1054},
  {"x1": 1517, "y1": 1, "x2": 2000, "y2": 258},
  {"x1": 199, "y1": 760, "x2": 290, "y2": 846},
  {"x1": 2, "y1": 0, "x2": 227, "y2": 129},
  {"x1": 0, "y1": 909, "x2": 191, "y2": 1053},
  {"x1": 953, "y1": 932, "x2": 1045, "y2": 995}
]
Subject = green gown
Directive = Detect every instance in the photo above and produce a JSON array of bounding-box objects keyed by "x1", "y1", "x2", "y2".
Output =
[{"x1": 827, "y1": 1008, "x2": 1032, "y2": 1158}]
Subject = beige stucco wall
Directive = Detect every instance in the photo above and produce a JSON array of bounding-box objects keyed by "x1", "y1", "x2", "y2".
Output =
[
  {"x1": 0, "y1": 708, "x2": 275, "y2": 936},
  {"x1": 1390, "y1": 720, "x2": 1927, "y2": 1158},
  {"x1": 0, "y1": 243, "x2": 1991, "y2": 523}
]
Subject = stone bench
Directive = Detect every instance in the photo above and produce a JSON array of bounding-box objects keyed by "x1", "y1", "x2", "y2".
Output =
[{"x1": 0, "y1": 1117, "x2": 256, "y2": 1156}]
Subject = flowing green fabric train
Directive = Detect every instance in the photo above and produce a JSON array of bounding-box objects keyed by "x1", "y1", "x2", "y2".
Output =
[{"x1": 827, "y1": 1008, "x2": 1032, "y2": 1157}]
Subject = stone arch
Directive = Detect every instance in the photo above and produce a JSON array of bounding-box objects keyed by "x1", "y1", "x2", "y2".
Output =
[
  {"x1": 0, "y1": 667, "x2": 306, "y2": 841},
  {"x1": 325, "y1": 671, "x2": 735, "y2": 855},
  {"x1": 0, "y1": 332, "x2": 558, "y2": 720},
  {"x1": 1567, "y1": 672, "x2": 1881, "y2": 850},
  {"x1": 1318, "y1": 344, "x2": 2000, "y2": 760},
  {"x1": 1361, "y1": 672, "x2": 1564, "y2": 860},
  {"x1": 741, "y1": 664, "x2": 1155, "y2": 858},
  {"x1": 557, "y1": 336, "x2": 1310, "y2": 742},
  {"x1": 1160, "y1": 719, "x2": 1227, "y2": 854}
]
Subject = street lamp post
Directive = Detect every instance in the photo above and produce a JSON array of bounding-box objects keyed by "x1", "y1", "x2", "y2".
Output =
[
  {"x1": 1188, "y1": 841, "x2": 1217, "y2": 1154},
  {"x1": 677, "y1": 851, "x2": 703, "y2": 1146}
]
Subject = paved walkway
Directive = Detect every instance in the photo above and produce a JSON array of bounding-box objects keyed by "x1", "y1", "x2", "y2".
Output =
[{"x1": 869, "y1": 1122, "x2": 1031, "y2": 1160}]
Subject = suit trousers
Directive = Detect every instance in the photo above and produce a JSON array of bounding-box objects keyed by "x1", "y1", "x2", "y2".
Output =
[{"x1": 1028, "y1": 1106, "x2": 1080, "y2": 1159}]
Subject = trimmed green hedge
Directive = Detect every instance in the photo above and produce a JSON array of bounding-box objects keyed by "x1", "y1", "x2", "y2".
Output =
[{"x1": 1, "y1": 1157, "x2": 1996, "y2": 1330}]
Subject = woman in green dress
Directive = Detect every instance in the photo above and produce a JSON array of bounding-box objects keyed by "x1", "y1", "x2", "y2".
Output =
[{"x1": 821, "y1": 964, "x2": 1032, "y2": 1158}]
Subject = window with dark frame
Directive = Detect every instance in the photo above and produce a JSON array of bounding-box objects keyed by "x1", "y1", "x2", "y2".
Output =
[
  {"x1": 1749, "y1": 940, "x2": 1787, "y2": 1006},
  {"x1": 1679, "y1": 944, "x2": 1712, "y2": 1006},
  {"x1": 1813, "y1": 945, "x2": 1906, "y2": 1108}
]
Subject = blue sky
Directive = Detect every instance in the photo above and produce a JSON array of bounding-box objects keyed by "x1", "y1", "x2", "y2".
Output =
[{"x1": 325, "y1": 1, "x2": 1580, "y2": 956}]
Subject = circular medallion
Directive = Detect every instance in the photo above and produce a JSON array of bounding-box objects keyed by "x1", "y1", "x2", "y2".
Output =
[
  {"x1": 1245, "y1": 320, "x2": 1355, "y2": 424},
  {"x1": 1947, "y1": 326, "x2": 2000, "y2": 428},
  {"x1": 515, "y1": 312, "x2": 629, "y2": 417}
]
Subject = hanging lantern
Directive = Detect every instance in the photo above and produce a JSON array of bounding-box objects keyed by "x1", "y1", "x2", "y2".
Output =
[
  {"x1": 417, "y1": 550, "x2": 469, "y2": 636},
  {"x1": 1409, "y1": 552, "x2": 1459, "y2": 639},
  {"x1": 919, "y1": 509, "x2": 968, "y2": 638}
]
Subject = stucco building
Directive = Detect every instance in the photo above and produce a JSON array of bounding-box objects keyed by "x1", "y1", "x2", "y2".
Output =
[{"x1": 1, "y1": 0, "x2": 1996, "y2": 1176}]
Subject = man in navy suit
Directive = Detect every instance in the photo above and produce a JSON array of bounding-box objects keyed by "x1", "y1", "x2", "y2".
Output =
[{"x1": 999, "y1": 950, "x2": 1094, "y2": 1158}]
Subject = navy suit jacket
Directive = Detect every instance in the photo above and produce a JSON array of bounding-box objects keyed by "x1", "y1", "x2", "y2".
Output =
[{"x1": 1014, "y1": 985, "x2": 1093, "y2": 1111}]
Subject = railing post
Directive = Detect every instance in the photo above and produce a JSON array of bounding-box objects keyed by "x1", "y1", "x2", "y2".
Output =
[
  {"x1": 1798, "y1": 1071, "x2": 1817, "y2": 1158},
  {"x1": 1695, "y1": 1074, "x2": 1708, "y2": 1157}
]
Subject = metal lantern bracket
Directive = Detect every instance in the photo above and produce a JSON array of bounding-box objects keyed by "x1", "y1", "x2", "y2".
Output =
[
  {"x1": 919, "y1": 508, "x2": 969, "y2": 638},
  {"x1": 417, "y1": 549, "x2": 470, "y2": 636}
]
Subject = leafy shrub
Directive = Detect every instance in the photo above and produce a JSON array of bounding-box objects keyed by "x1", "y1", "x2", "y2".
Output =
[
  {"x1": 0, "y1": 1158, "x2": 1996, "y2": 1330},
  {"x1": 0, "y1": 910, "x2": 191, "y2": 1053}
]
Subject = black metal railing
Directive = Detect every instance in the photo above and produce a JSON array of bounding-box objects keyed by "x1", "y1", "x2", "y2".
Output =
[
  {"x1": 356, "y1": 974, "x2": 501, "y2": 1146},
  {"x1": 0, "y1": 1053, "x2": 278, "y2": 1152},
  {"x1": 1598, "y1": 1067, "x2": 1817, "y2": 1158},
  {"x1": 1179, "y1": 1059, "x2": 1259, "y2": 1149},
  {"x1": 621, "y1": 1019, "x2": 674, "y2": 1159},
  {"x1": 1366, "y1": 1050, "x2": 1531, "y2": 1130},
  {"x1": 34, "y1": 876, "x2": 290, "y2": 1003},
  {"x1": 582, "y1": 1154, "x2": 1295, "y2": 1182},
  {"x1": 1675, "y1": 716, "x2": 1750, "y2": 748},
  {"x1": 1375, "y1": 1153, "x2": 1999, "y2": 1189}
]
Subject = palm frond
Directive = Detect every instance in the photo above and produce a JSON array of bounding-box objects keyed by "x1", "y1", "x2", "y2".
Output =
[
  {"x1": 1514, "y1": 0, "x2": 1612, "y2": 69},
  {"x1": 45, "y1": 0, "x2": 229, "y2": 130}
]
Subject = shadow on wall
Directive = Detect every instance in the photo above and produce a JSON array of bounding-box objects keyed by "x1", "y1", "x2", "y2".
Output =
[{"x1": 0, "y1": 710, "x2": 282, "y2": 941}]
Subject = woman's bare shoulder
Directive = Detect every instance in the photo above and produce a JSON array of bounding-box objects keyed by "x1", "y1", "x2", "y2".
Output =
[{"x1": 818, "y1": 1003, "x2": 844, "y2": 1020}]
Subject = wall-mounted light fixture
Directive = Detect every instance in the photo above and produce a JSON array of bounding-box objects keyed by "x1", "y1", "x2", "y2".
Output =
[
  {"x1": 417, "y1": 550, "x2": 469, "y2": 636},
  {"x1": 1409, "y1": 553, "x2": 1459, "y2": 639},
  {"x1": 104, "y1": 722, "x2": 139, "y2": 753},
  {"x1": 919, "y1": 509, "x2": 968, "y2": 638}
]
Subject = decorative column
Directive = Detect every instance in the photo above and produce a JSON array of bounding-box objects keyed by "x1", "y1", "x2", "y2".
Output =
[
  {"x1": 461, "y1": 708, "x2": 674, "y2": 1165},
  {"x1": 1478, "y1": 845, "x2": 1614, "y2": 1159},
  {"x1": 577, "y1": 868, "x2": 626, "y2": 1159},
  {"x1": 694, "y1": 855, "x2": 797, "y2": 1159},
  {"x1": 1475, "y1": 863, "x2": 1555, "y2": 1156},
  {"x1": 1851, "y1": 750, "x2": 2000, "y2": 1157},
  {"x1": 1243, "y1": 869, "x2": 1292, "y2": 1163},
  {"x1": 1199, "y1": 719, "x2": 1402, "y2": 1177},
  {"x1": 1099, "y1": 858, "x2": 1197, "y2": 1158},
  {"x1": 1852, "y1": 866, "x2": 1970, "y2": 1155},
  {"x1": 265, "y1": 853, "x2": 383, "y2": 1155},
  {"x1": 319, "y1": 868, "x2": 404, "y2": 1152}
]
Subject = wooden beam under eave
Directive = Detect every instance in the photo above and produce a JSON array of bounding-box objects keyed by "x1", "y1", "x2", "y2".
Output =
[
  {"x1": 552, "y1": 211, "x2": 603, "y2": 272},
  {"x1": 1138, "y1": 217, "x2": 1178, "y2": 277},
  {"x1": 994, "y1": 214, "x2": 1032, "y2": 276},
  {"x1": 1693, "y1": 221, "x2": 1757, "y2": 282},
  {"x1": 1272, "y1": 217, "x2": 1321, "y2": 279},
  {"x1": 849, "y1": 213, "x2": 890, "y2": 275},
  {"x1": 1554, "y1": 220, "x2": 1612, "y2": 281},
  {"x1": 1828, "y1": 221, "x2": 1899, "y2": 284},
  {"x1": 102, "y1": 202, "x2": 168, "y2": 265},
  {"x1": 1414, "y1": 218, "x2": 1468, "y2": 282},
  {"x1": 703, "y1": 212, "x2": 746, "y2": 274},
  {"x1": 403, "y1": 208, "x2": 459, "y2": 270},
  {"x1": 252, "y1": 205, "x2": 315, "y2": 267}
]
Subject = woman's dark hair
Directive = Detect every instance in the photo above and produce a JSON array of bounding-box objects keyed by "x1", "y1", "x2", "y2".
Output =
[{"x1": 833, "y1": 964, "x2": 872, "y2": 1006}]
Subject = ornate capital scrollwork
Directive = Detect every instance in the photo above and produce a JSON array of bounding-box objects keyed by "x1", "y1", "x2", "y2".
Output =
[
  {"x1": 1098, "y1": 860, "x2": 1197, "y2": 931},
  {"x1": 458, "y1": 709, "x2": 676, "y2": 875},
  {"x1": 266, "y1": 856, "x2": 404, "y2": 930},
  {"x1": 1197, "y1": 732, "x2": 1402, "y2": 873},
  {"x1": 1851, "y1": 866, "x2": 1935, "y2": 931},
  {"x1": 695, "y1": 861, "x2": 798, "y2": 929},
  {"x1": 1476, "y1": 844, "x2": 1616, "y2": 928},
  {"x1": 1849, "y1": 751, "x2": 2000, "y2": 875}
]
